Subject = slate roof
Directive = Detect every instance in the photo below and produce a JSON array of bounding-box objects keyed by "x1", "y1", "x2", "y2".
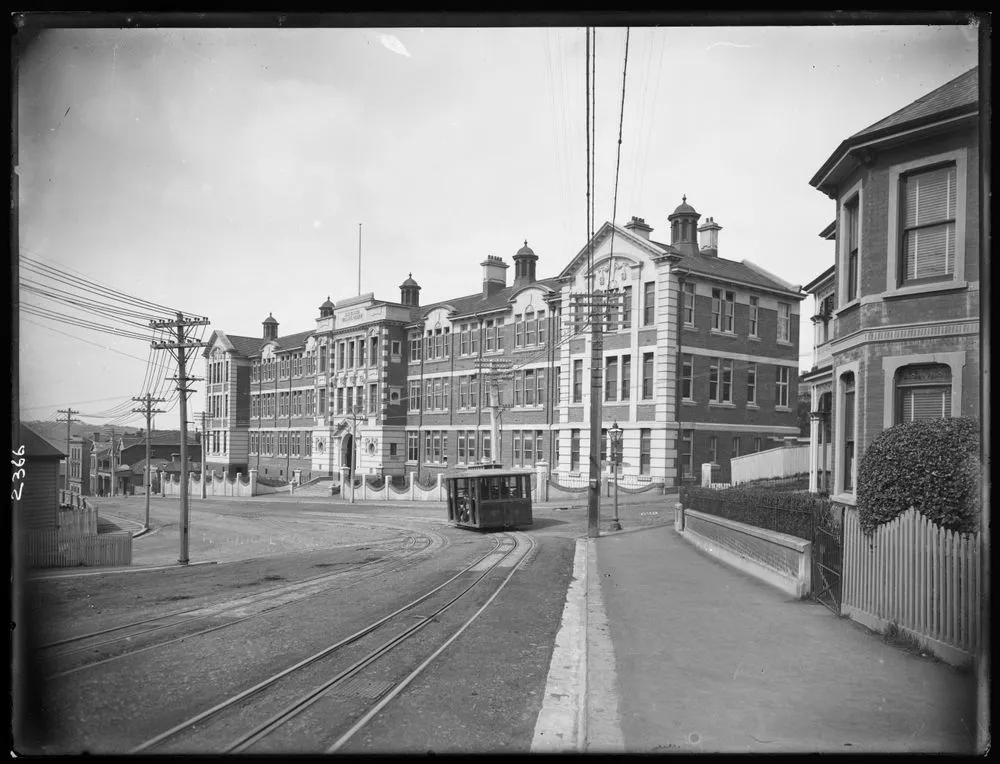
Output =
[
  {"x1": 20, "y1": 424, "x2": 66, "y2": 459},
  {"x1": 850, "y1": 67, "x2": 978, "y2": 141},
  {"x1": 648, "y1": 241, "x2": 801, "y2": 295},
  {"x1": 225, "y1": 334, "x2": 267, "y2": 357},
  {"x1": 418, "y1": 277, "x2": 563, "y2": 321}
]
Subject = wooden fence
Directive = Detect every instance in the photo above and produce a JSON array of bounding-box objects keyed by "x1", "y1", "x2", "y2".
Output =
[
  {"x1": 842, "y1": 507, "x2": 980, "y2": 665},
  {"x1": 23, "y1": 530, "x2": 133, "y2": 568}
]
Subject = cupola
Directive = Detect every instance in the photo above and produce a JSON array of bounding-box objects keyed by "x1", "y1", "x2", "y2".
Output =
[
  {"x1": 512, "y1": 240, "x2": 538, "y2": 288},
  {"x1": 667, "y1": 195, "x2": 702, "y2": 257},
  {"x1": 400, "y1": 273, "x2": 421, "y2": 307},
  {"x1": 318, "y1": 296, "x2": 335, "y2": 318},
  {"x1": 262, "y1": 313, "x2": 278, "y2": 340}
]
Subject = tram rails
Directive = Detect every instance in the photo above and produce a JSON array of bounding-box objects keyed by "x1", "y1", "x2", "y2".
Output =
[
  {"x1": 39, "y1": 527, "x2": 446, "y2": 680},
  {"x1": 131, "y1": 531, "x2": 534, "y2": 754}
]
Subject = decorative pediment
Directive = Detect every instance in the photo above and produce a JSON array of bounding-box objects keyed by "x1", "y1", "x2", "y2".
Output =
[
  {"x1": 305, "y1": 336, "x2": 318, "y2": 352},
  {"x1": 261, "y1": 343, "x2": 277, "y2": 360},
  {"x1": 557, "y1": 221, "x2": 660, "y2": 281}
]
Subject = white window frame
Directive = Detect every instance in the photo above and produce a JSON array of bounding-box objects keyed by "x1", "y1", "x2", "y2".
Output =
[
  {"x1": 885, "y1": 148, "x2": 968, "y2": 298},
  {"x1": 837, "y1": 178, "x2": 864, "y2": 312},
  {"x1": 880, "y1": 351, "x2": 965, "y2": 429},
  {"x1": 833, "y1": 361, "x2": 861, "y2": 504}
]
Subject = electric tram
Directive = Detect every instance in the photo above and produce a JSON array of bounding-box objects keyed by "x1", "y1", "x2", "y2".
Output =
[{"x1": 443, "y1": 464, "x2": 534, "y2": 530}]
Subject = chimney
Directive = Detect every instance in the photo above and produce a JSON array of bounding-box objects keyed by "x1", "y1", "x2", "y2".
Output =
[
  {"x1": 481, "y1": 255, "x2": 509, "y2": 298},
  {"x1": 512, "y1": 241, "x2": 538, "y2": 288},
  {"x1": 92, "y1": 431, "x2": 101, "y2": 443},
  {"x1": 263, "y1": 313, "x2": 278, "y2": 340},
  {"x1": 698, "y1": 216, "x2": 722, "y2": 257},
  {"x1": 624, "y1": 216, "x2": 653, "y2": 240}
]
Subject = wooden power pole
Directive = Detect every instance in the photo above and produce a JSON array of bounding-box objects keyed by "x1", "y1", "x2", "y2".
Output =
[
  {"x1": 151, "y1": 312, "x2": 209, "y2": 565},
  {"x1": 56, "y1": 408, "x2": 80, "y2": 493},
  {"x1": 132, "y1": 394, "x2": 166, "y2": 530}
]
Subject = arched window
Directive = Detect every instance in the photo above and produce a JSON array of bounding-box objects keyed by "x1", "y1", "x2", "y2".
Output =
[{"x1": 895, "y1": 364, "x2": 951, "y2": 423}]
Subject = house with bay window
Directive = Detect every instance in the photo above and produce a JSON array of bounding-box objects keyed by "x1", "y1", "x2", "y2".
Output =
[{"x1": 805, "y1": 66, "x2": 981, "y2": 502}]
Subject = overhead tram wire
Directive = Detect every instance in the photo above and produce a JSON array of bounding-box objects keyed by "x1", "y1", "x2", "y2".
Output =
[{"x1": 606, "y1": 28, "x2": 631, "y2": 270}]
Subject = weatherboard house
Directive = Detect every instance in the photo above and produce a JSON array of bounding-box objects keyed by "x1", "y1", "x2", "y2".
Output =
[
  {"x1": 802, "y1": 66, "x2": 981, "y2": 501},
  {"x1": 205, "y1": 197, "x2": 803, "y2": 488}
]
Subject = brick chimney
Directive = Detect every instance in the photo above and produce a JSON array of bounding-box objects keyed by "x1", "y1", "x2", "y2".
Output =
[
  {"x1": 481, "y1": 255, "x2": 509, "y2": 298},
  {"x1": 698, "y1": 216, "x2": 722, "y2": 258},
  {"x1": 624, "y1": 216, "x2": 653, "y2": 240}
]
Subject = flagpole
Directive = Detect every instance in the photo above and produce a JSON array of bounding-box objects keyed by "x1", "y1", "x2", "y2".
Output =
[{"x1": 358, "y1": 222, "x2": 362, "y2": 296}]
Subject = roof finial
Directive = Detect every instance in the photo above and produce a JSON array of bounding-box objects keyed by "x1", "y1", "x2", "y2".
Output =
[
  {"x1": 682, "y1": 194, "x2": 687, "y2": 204},
  {"x1": 524, "y1": 239, "x2": 528, "y2": 247},
  {"x1": 409, "y1": 272, "x2": 412, "y2": 279}
]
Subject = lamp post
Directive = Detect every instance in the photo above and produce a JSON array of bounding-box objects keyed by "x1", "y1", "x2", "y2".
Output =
[{"x1": 609, "y1": 421, "x2": 623, "y2": 531}]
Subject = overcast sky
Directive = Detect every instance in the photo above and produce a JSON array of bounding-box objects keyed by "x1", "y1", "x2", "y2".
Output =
[{"x1": 15, "y1": 21, "x2": 979, "y2": 427}]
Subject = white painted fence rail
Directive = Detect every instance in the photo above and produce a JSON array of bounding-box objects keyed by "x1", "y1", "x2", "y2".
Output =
[
  {"x1": 730, "y1": 445, "x2": 810, "y2": 484},
  {"x1": 842, "y1": 507, "x2": 980, "y2": 666}
]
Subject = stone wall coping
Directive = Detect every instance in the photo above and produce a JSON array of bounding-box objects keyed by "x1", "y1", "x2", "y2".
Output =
[{"x1": 683, "y1": 508, "x2": 810, "y2": 552}]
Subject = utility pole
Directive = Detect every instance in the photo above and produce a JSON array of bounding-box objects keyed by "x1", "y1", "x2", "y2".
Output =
[
  {"x1": 110, "y1": 427, "x2": 116, "y2": 497},
  {"x1": 151, "y1": 312, "x2": 210, "y2": 565},
  {"x1": 358, "y1": 222, "x2": 363, "y2": 296},
  {"x1": 57, "y1": 408, "x2": 80, "y2": 493},
  {"x1": 200, "y1": 411, "x2": 207, "y2": 499},
  {"x1": 587, "y1": 289, "x2": 604, "y2": 538},
  {"x1": 478, "y1": 359, "x2": 512, "y2": 465},
  {"x1": 132, "y1": 394, "x2": 166, "y2": 530}
]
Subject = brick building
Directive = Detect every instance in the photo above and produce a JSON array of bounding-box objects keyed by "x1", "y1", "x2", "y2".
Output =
[
  {"x1": 805, "y1": 66, "x2": 981, "y2": 503},
  {"x1": 67, "y1": 434, "x2": 94, "y2": 496},
  {"x1": 207, "y1": 196, "x2": 803, "y2": 488}
]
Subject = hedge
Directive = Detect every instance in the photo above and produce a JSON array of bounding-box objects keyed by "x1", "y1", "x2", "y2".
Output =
[{"x1": 856, "y1": 417, "x2": 980, "y2": 536}]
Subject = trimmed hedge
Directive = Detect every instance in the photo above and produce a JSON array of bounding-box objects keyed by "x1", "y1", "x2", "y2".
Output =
[
  {"x1": 682, "y1": 485, "x2": 822, "y2": 541},
  {"x1": 857, "y1": 417, "x2": 980, "y2": 536},
  {"x1": 256, "y1": 475, "x2": 289, "y2": 488}
]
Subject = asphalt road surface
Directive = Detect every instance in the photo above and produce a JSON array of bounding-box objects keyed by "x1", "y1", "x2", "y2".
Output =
[{"x1": 16, "y1": 495, "x2": 589, "y2": 754}]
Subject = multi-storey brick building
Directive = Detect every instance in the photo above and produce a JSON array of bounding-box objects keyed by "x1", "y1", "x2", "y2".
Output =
[
  {"x1": 207, "y1": 196, "x2": 803, "y2": 488},
  {"x1": 67, "y1": 434, "x2": 93, "y2": 496},
  {"x1": 805, "y1": 66, "x2": 980, "y2": 503}
]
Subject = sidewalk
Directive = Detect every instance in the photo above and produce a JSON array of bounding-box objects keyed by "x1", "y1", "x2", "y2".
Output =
[{"x1": 582, "y1": 524, "x2": 978, "y2": 753}]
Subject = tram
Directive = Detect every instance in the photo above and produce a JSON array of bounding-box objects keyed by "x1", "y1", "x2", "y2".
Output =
[{"x1": 443, "y1": 464, "x2": 534, "y2": 530}]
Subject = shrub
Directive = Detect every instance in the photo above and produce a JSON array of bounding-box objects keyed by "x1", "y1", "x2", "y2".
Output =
[
  {"x1": 256, "y1": 475, "x2": 289, "y2": 488},
  {"x1": 682, "y1": 485, "x2": 824, "y2": 540},
  {"x1": 856, "y1": 417, "x2": 980, "y2": 536}
]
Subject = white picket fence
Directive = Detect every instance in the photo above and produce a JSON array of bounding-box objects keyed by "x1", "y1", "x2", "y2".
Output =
[
  {"x1": 730, "y1": 445, "x2": 810, "y2": 484},
  {"x1": 842, "y1": 507, "x2": 980, "y2": 665}
]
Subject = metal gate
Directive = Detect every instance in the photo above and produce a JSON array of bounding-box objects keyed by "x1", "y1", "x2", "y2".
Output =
[{"x1": 811, "y1": 501, "x2": 844, "y2": 614}]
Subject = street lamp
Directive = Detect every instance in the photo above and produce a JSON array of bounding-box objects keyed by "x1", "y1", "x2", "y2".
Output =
[{"x1": 609, "y1": 421, "x2": 623, "y2": 531}]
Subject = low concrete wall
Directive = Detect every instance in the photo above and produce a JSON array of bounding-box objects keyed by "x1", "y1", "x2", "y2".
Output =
[{"x1": 678, "y1": 508, "x2": 812, "y2": 599}]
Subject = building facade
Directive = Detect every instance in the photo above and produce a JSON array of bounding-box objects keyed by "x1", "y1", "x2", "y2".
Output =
[
  {"x1": 207, "y1": 197, "x2": 803, "y2": 488},
  {"x1": 806, "y1": 66, "x2": 981, "y2": 503},
  {"x1": 67, "y1": 435, "x2": 93, "y2": 496}
]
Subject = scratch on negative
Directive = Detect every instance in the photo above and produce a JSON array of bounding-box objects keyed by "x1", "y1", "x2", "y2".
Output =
[{"x1": 733, "y1": 659, "x2": 743, "y2": 681}]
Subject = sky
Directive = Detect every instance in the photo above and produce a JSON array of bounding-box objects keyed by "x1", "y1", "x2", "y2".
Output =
[{"x1": 14, "y1": 19, "x2": 980, "y2": 429}]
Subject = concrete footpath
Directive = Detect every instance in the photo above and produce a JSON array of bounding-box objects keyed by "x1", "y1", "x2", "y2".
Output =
[{"x1": 535, "y1": 522, "x2": 979, "y2": 754}]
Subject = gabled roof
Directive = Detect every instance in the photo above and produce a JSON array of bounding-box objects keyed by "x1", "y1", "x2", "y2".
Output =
[
  {"x1": 803, "y1": 265, "x2": 836, "y2": 294},
  {"x1": 223, "y1": 333, "x2": 267, "y2": 358},
  {"x1": 20, "y1": 424, "x2": 66, "y2": 459}
]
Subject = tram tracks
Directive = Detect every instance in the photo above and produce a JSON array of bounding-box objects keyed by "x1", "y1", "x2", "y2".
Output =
[
  {"x1": 130, "y1": 531, "x2": 535, "y2": 754},
  {"x1": 39, "y1": 528, "x2": 447, "y2": 680}
]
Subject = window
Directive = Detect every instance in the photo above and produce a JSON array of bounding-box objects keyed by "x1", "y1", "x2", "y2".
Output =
[
  {"x1": 711, "y1": 289, "x2": 735, "y2": 332},
  {"x1": 605, "y1": 357, "x2": 618, "y2": 401},
  {"x1": 709, "y1": 360, "x2": 718, "y2": 401},
  {"x1": 778, "y1": 303, "x2": 791, "y2": 343},
  {"x1": 842, "y1": 372, "x2": 856, "y2": 492},
  {"x1": 409, "y1": 382, "x2": 421, "y2": 412},
  {"x1": 900, "y1": 164, "x2": 957, "y2": 285},
  {"x1": 709, "y1": 436, "x2": 718, "y2": 463},
  {"x1": 318, "y1": 389, "x2": 327, "y2": 415},
  {"x1": 733, "y1": 437, "x2": 741, "y2": 458},
  {"x1": 407, "y1": 432, "x2": 419, "y2": 461},
  {"x1": 747, "y1": 364, "x2": 758, "y2": 405},
  {"x1": 721, "y1": 359, "x2": 733, "y2": 403},
  {"x1": 621, "y1": 355, "x2": 631, "y2": 401},
  {"x1": 754, "y1": 437, "x2": 763, "y2": 453},
  {"x1": 370, "y1": 336, "x2": 379, "y2": 366},
  {"x1": 513, "y1": 372, "x2": 523, "y2": 407},
  {"x1": 640, "y1": 429, "x2": 651, "y2": 475},
  {"x1": 603, "y1": 291, "x2": 618, "y2": 332},
  {"x1": 570, "y1": 429, "x2": 581, "y2": 472},
  {"x1": 683, "y1": 282, "x2": 695, "y2": 326},
  {"x1": 681, "y1": 430, "x2": 693, "y2": 476},
  {"x1": 622, "y1": 286, "x2": 632, "y2": 329},
  {"x1": 514, "y1": 315, "x2": 524, "y2": 348},
  {"x1": 513, "y1": 431, "x2": 523, "y2": 465},
  {"x1": 572, "y1": 360, "x2": 583, "y2": 403},
  {"x1": 681, "y1": 354, "x2": 693, "y2": 400},
  {"x1": 369, "y1": 383, "x2": 377, "y2": 413},
  {"x1": 554, "y1": 367, "x2": 561, "y2": 404},
  {"x1": 642, "y1": 353, "x2": 654, "y2": 399},
  {"x1": 391, "y1": 340, "x2": 401, "y2": 357},
  {"x1": 409, "y1": 335, "x2": 421, "y2": 363},
  {"x1": 643, "y1": 281, "x2": 656, "y2": 325},
  {"x1": 338, "y1": 342, "x2": 346, "y2": 370},
  {"x1": 468, "y1": 431, "x2": 478, "y2": 463},
  {"x1": 776, "y1": 367, "x2": 790, "y2": 408},
  {"x1": 481, "y1": 431, "x2": 492, "y2": 461},
  {"x1": 845, "y1": 195, "x2": 860, "y2": 301},
  {"x1": 896, "y1": 364, "x2": 952, "y2": 423},
  {"x1": 348, "y1": 341, "x2": 355, "y2": 368},
  {"x1": 336, "y1": 388, "x2": 344, "y2": 415},
  {"x1": 748, "y1": 296, "x2": 759, "y2": 337},
  {"x1": 525, "y1": 310, "x2": 536, "y2": 345},
  {"x1": 434, "y1": 378, "x2": 443, "y2": 410}
]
